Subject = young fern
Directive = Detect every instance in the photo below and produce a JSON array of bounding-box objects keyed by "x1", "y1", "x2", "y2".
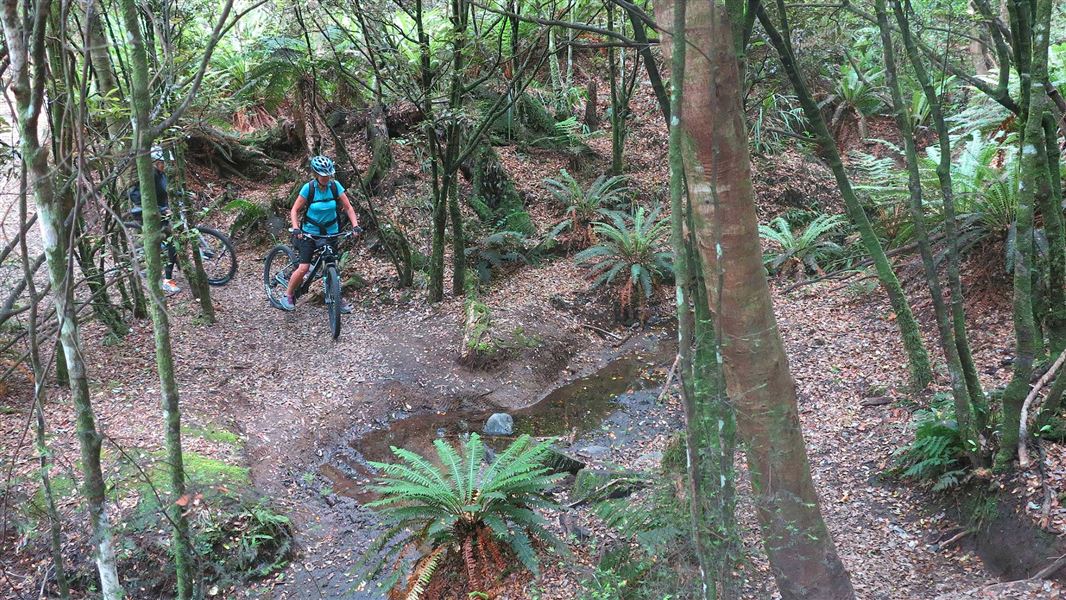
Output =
[
  {"x1": 543, "y1": 169, "x2": 630, "y2": 249},
  {"x1": 574, "y1": 206, "x2": 672, "y2": 315},
  {"x1": 758, "y1": 214, "x2": 847, "y2": 278}
]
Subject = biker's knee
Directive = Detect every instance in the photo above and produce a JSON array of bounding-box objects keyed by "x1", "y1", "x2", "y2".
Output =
[{"x1": 293, "y1": 264, "x2": 310, "y2": 276}]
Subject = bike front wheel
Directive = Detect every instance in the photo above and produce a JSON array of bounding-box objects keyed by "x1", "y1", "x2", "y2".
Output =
[
  {"x1": 195, "y1": 226, "x2": 238, "y2": 286},
  {"x1": 263, "y1": 245, "x2": 297, "y2": 310},
  {"x1": 325, "y1": 265, "x2": 342, "y2": 340}
]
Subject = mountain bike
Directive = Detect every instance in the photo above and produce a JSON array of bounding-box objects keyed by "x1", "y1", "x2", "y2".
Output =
[
  {"x1": 263, "y1": 228, "x2": 360, "y2": 340},
  {"x1": 123, "y1": 196, "x2": 238, "y2": 286}
]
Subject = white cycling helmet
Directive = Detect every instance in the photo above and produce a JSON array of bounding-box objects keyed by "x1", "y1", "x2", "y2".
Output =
[{"x1": 150, "y1": 145, "x2": 166, "y2": 162}]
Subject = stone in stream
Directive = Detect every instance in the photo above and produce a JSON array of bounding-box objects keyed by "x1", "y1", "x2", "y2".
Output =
[
  {"x1": 577, "y1": 444, "x2": 610, "y2": 459},
  {"x1": 483, "y1": 413, "x2": 514, "y2": 436}
]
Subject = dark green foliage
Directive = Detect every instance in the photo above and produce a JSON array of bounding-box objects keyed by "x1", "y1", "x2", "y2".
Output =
[
  {"x1": 468, "y1": 143, "x2": 534, "y2": 235},
  {"x1": 574, "y1": 207, "x2": 672, "y2": 313},
  {"x1": 580, "y1": 475, "x2": 701, "y2": 599},
  {"x1": 465, "y1": 231, "x2": 545, "y2": 284},
  {"x1": 356, "y1": 434, "x2": 567, "y2": 595},
  {"x1": 224, "y1": 198, "x2": 270, "y2": 241},
  {"x1": 543, "y1": 170, "x2": 630, "y2": 249},
  {"x1": 759, "y1": 213, "x2": 847, "y2": 277},
  {"x1": 893, "y1": 394, "x2": 968, "y2": 491},
  {"x1": 192, "y1": 499, "x2": 293, "y2": 585},
  {"x1": 750, "y1": 92, "x2": 805, "y2": 155}
]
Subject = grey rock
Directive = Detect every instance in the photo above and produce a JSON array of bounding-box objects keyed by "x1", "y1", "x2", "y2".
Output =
[
  {"x1": 483, "y1": 413, "x2": 514, "y2": 436},
  {"x1": 635, "y1": 451, "x2": 663, "y2": 468},
  {"x1": 577, "y1": 444, "x2": 610, "y2": 459}
]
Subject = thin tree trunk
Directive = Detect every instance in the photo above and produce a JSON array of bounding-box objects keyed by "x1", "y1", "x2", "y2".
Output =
[
  {"x1": 626, "y1": 0, "x2": 670, "y2": 125},
  {"x1": 876, "y1": 0, "x2": 980, "y2": 465},
  {"x1": 661, "y1": 0, "x2": 737, "y2": 595},
  {"x1": 173, "y1": 145, "x2": 215, "y2": 323},
  {"x1": 607, "y1": 4, "x2": 624, "y2": 175},
  {"x1": 118, "y1": 0, "x2": 194, "y2": 593},
  {"x1": 679, "y1": 0, "x2": 855, "y2": 597},
  {"x1": 999, "y1": 0, "x2": 1052, "y2": 467},
  {"x1": 1, "y1": 1, "x2": 124, "y2": 595},
  {"x1": 893, "y1": 0, "x2": 987, "y2": 427},
  {"x1": 21, "y1": 168, "x2": 71, "y2": 600},
  {"x1": 1040, "y1": 112, "x2": 1066, "y2": 354},
  {"x1": 756, "y1": 1, "x2": 933, "y2": 390},
  {"x1": 447, "y1": 0, "x2": 468, "y2": 296},
  {"x1": 417, "y1": 0, "x2": 446, "y2": 302}
]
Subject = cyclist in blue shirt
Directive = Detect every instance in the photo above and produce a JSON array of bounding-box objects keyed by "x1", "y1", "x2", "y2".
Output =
[{"x1": 277, "y1": 155, "x2": 360, "y2": 312}]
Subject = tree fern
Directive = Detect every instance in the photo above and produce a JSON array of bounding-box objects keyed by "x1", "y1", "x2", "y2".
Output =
[
  {"x1": 574, "y1": 206, "x2": 671, "y2": 314},
  {"x1": 758, "y1": 214, "x2": 847, "y2": 277},
  {"x1": 543, "y1": 170, "x2": 630, "y2": 249},
  {"x1": 355, "y1": 434, "x2": 566, "y2": 597}
]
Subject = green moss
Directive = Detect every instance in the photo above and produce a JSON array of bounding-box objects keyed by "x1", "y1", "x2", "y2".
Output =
[
  {"x1": 660, "y1": 432, "x2": 688, "y2": 474},
  {"x1": 187, "y1": 424, "x2": 243, "y2": 447},
  {"x1": 180, "y1": 452, "x2": 251, "y2": 487}
]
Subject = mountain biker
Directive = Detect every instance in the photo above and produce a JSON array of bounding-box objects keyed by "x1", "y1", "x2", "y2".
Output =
[
  {"x1": 277, "y1": 155, "x2": 360, "y2": 312},
  {"x1": 129, "y1": 146, "x2": 181, "y2": 294}
]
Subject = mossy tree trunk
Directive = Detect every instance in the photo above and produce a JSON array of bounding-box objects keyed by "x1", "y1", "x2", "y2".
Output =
[
  {"x1": 756, "y1": 0, "x2": 932, "y2": 391},
  {"x1": 659, "y1": 0, "x2": 738, "y2": 595},
  {"x1": 998, "y1": 0, "x2": 1052, "y2": 467},
  {"x1": 680, "y1": 0, "x2": 856, "y2": 597},
  {"x1": 172, "y1": 145, "x2": 215, "y2": 323},
  {"x1": 892, "y1": 0, "x2": 987, "y2": 425},
  {"x1": 0, "y1": 0, "x2": 125, "y2": 595},
  {"x1": 20, "y1": 170, "x2": 71, "y2": 600},
  {"x1": 118, "y1": 0, "x2": 199, "y2": 593},
  {"x1": 876, "y1": 0, "x2": 980, "y2": 465}
]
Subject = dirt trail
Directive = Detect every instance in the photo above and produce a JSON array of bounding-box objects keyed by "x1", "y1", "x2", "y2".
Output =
[{"x1": 2, "y1": 230, "x2": 1060, "y2": 598}]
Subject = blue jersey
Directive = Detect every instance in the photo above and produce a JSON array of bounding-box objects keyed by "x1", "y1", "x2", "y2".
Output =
[{"x1": 300, "y1": 180, "x2": 346, "y2": 235}]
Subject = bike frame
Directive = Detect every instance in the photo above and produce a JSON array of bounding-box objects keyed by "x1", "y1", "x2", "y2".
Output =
[{"x1": 292, "y1": 232, "x2": 348, "y2": 300}]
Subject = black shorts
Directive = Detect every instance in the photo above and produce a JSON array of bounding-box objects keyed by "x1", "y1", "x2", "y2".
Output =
[{"x1": 294, "y1": 235, "x2": 334, "y2": 264}]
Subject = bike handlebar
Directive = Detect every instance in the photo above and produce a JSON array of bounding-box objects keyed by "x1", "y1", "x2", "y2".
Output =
[{"x1": 290, "y1": 227, "x2": 362, "y2": 239}]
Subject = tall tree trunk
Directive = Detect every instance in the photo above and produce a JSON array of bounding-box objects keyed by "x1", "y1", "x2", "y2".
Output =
[
  {"x1": 677, "y1": 0, "x2": 856, "y2": 597},
  {"x1": 999, "y1": 0, "x2": 1052, "y2": 467},
  {"x1": 627, "y1": 0, "x2": 671, "y2": 125},
  {"x1": 417, "y1": 0, "x2": 446, "y2": 302},
  {"x1": 893, "y1": 0, "x2": 988, "y2": 428},
  {"x1": 1040, "y1": 113, "x2": 1066, "y2": 354},
  {"x1": 173, "y1": 145, "x2": 215, "y2": 323},
  {"x1": 756, "y1": 1, "x2": 932, "y2": 390},
  {"x1": 1, "y1": 1, "x2": 125, "y2": 595},
  {"x1": 877, "y1": 0, "x2": 980, "y2": 464},
  {"x1": 447, "y1": 0, "x2": 468, "y2": 296},
  {"x1": 607, "y1": 3, "x2": 624, "y2": 175},
  {"x1": 118, "y1": 0, "x2": 195, "y2": 593},
  {"x1": 21, "y1": 169, "x2": 71, "y2": 600},
  {"x1": 660, "y1": 0, "x2": 738, "y2": 595}
]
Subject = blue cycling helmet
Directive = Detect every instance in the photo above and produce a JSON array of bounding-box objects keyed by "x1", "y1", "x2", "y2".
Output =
[{"x1": 310, "y1": 155, "x2": 335, "y2": 177}]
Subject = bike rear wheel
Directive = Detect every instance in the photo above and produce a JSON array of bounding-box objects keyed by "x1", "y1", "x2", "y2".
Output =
[
  {"x1": 325, "y1": 265, "x2": 342, "y2": 340},
  {"x1": 264, "y1": 245, "x2": 297, "y2": 310},
  {"x1": 195, "y1": 226, "x2": 238, "y2": 286}
]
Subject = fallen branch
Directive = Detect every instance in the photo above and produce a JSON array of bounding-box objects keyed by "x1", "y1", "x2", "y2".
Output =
[
  {"x1": 1019, "y1": 348, "x2": 1066, "y2": 468},
  {"x1": 938, "y1": 529, "x2": 970, "y2": 549},
  {"x1": 655, "y1": 354, "x2": 681, "y2": 404},
  {"x1": 1032, "y1": 553, "x2": 1066, "y2": 580},
  {"x1": 581, "y1": 323, "x2": 622, "y2": 341}
]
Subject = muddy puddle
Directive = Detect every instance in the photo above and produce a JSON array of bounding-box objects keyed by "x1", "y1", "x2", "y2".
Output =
[{"x1": 320, "y1": 331, "x2": 677, "y2": 503}]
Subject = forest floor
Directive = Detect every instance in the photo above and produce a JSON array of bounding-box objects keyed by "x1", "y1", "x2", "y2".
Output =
[
  {"x1": 3, "y1": 227, "x2": 1065, "y2": 599},
  {"x1": 3, "y1": 90, "x2": 1066, "y2": 599}
]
